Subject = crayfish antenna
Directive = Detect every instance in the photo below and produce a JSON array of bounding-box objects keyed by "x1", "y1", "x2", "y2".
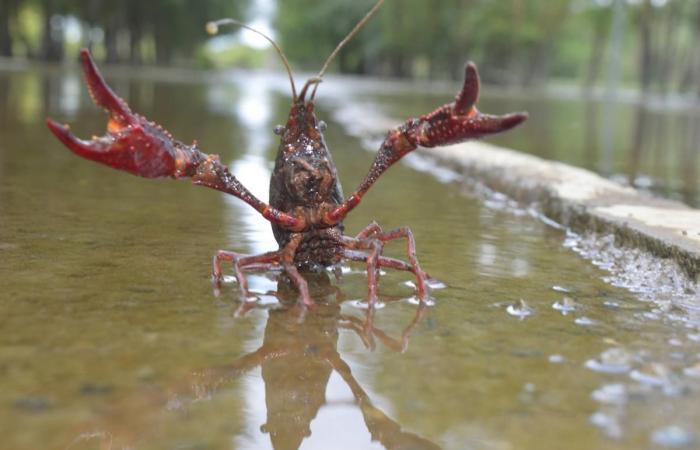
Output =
[
  {"x1": 309, "y1": 0, "x2": 385, "y2": 101},
  {"x1": 206, "y1": 18, "x2": 298, "y2": 101},
  {"x1": 297, "y1": 77, "x2": 322, "y2": 102}
]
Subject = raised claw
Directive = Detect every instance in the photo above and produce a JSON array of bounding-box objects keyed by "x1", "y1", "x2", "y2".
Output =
[
  {"x1": 79, "y1": 48, "x2": 133, "y2": 128},
  {"x1": 46, "y1": 118, "x2": 179, "y2": 178},
  {"x1": 46, "y1": 49, "x2": 190, "y2": 178},
  {"x1": 415, "y1": 62, "x2": 528, "y2": 148}
]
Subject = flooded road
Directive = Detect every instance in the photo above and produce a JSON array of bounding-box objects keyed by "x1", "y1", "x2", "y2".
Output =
[{"x1": 1, "y1": 67, "x2": 699, "y2": 449}]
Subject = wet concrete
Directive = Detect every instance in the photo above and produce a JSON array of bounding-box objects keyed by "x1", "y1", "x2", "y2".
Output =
[{"x1": 428, "y1": 141, "x2": 700, "y2": 287}]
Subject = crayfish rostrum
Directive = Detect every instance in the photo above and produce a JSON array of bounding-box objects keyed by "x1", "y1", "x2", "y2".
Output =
[{"x1": 47, "y1": 1, "x2": 527, "y2": 307}]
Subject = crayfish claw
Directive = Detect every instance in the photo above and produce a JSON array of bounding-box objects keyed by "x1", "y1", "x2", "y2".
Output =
[
  {"x1": 46, "y1": 49, "x2": 199, "y2": 179},
  {"x1": 79, "y1": 49, "x2": 133, "y2": 127},
  {"x1": 46, "y1": 118, "x2": 102, "y2": 159},
  {"x1": 454, "y1": 62, "x2": 480, "y2": 114},
  {"x1": 413, "y1": 62, "x2": 527, "y2": 147},
  {"x1": 470, "y1": 111, "x2": 529, "y2": 135}
]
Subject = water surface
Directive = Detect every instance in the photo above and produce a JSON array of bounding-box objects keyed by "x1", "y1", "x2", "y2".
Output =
[{"x1": 1, "y1": 67, "x2": 699, "y2": 449}]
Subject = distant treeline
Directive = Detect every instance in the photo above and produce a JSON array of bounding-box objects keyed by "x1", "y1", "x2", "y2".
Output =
[
  {"x1": 1, "y1": 0, "x2": 699, "y2": 95},
  {"x1": 0, "y1": 0, "x2": 249, "y2": 64},
  {"x1": 276, "y1": 0, "x2": 700, "y2": 95}
]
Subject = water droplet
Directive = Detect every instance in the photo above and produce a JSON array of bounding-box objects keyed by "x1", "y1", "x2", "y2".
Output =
[
  {"x1": 222, "y1": 275, "x2": 236, "y2": 284},
  {"x1": 349, "y1": 300, "x2": 385, "y2": 310},
  {"x1": 651, "y1": 426, "x2": 696, "y2": 448},
  {"x1": 585, "y1": 348, "x2": 632, "y2": 374},
  {"x1": 406, "y1": 296, "x2": 436, "y2": 306},
  {"x1": 592, "y1": 383, "x2": 627, "y2": 405},
  {"x1": 590, "y1": 411, "x2": 623, "y2": 439},
  {"x1": 553, "y1": 296, "x2": 577, "y2": 314},
  {"x1": 506, "y1": 299, "x2": 534, "y2": 319},
  {"x1": 630, "y1": 363, "x2": 672, "y2": 387},
  {"x1": 258, "y1": 295, "x2": 279, "y2": 306},
  {"x1": 683, "y1": 363, "x2": 700, "y2": 378},
  {"x1": 426, "y1": 278, "x2": 447, "y2": 289},
  {"x1": 548, "y1": 354, "x2": 565, "y2": 363},
  {"x1": 575, "y1": 316, "x2": 597, "y2": 326}
]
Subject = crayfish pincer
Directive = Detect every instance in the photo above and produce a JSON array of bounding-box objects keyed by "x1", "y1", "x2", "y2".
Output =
[{"x1": 46, "y1": 0, "x2": 527, "y2": 307}]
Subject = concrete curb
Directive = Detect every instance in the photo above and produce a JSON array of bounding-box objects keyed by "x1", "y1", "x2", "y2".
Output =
[{"x1": 431, "y1": 141, "x2": 700, "y2": 283}]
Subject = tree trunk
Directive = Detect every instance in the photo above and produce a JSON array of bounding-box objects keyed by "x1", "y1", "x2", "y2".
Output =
[
  {"x1": 40, "y1": 0, "x2": 64, "y2": 61},
  {"x1": 638, "y1": 0, "x2": 654, "y2": 92},
  {"x1": 582, "y1": 18, "x2": 608, "y2": 94},
  {"x1": 104, "y1": 22, "x2": 119, "y2": 63},
  {"x1": 655, "y1": 1, "x2": 681, "y2": 95},
  {"x1": 128, "y1": 1, "x2": 142, "y2": 65},
  {"x1": 0, "y1": 0, "x2": 15, "y2": 57},
  {"x1": 81, "y1": 0, "x2": 101, "y2": 53}
]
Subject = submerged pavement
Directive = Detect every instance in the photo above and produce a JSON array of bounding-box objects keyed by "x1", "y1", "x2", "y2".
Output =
[
  {"x1": 427, "y1": 140, "x2": 700, "y2": 304},
  {"x1": 432, "y1": 141, "x2": 700, "y2": 277}
]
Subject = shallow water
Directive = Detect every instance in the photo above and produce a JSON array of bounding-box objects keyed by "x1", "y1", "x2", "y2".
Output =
[
  {"x1": 346, "y1": 80, "x2": 700, "y2": 207},
  {"x1": 1, "y1": 68, "x2": 699, "y2": 450}
]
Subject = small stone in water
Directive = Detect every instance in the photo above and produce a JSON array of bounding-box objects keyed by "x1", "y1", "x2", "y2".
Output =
[
  {"x1": 506, "y1": 299, "x2": 534, "y2": 318},
  {"x1": 651, "y1": 426, "x2": 696, "y2": 448}
]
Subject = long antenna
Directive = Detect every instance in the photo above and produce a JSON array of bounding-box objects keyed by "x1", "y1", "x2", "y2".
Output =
[
  {"x1": 309, "y1": 0, "x2": 384, "y2": 100},
  {"x1": 206, "y1": 18, "x2": 298, "y2": 100}
]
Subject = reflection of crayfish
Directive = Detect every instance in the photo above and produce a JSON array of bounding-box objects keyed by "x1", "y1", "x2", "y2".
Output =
[{"x1": 47, "y1": 0, "x2": 526, "y2": 307}]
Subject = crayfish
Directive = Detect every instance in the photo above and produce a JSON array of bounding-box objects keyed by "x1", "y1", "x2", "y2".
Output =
[{"x1": 47, "y1": 1, "x2": 527, "y2": 307}]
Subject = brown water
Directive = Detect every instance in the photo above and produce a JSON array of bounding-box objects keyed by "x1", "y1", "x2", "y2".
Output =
[{"x1": 1, "y1": 67, "x2": 699, "y2": 450}]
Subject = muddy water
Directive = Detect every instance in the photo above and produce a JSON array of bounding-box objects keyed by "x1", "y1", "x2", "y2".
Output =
[{"x1": 1, "y1": 68, "x2": 699, "y2": 450}]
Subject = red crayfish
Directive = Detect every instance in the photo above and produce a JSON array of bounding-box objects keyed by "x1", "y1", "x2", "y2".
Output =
[{"x1": 46, "y1": 1, "x2": 527, "y2": 307}]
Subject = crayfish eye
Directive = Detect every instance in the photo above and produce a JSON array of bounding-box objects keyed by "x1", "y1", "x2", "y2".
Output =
[
  {"x1": 273, "y1": 125, "x2": 285, "y2": 135},
  {"x1": 317, "y1": 120, "x2": 327, "y2": 132}
]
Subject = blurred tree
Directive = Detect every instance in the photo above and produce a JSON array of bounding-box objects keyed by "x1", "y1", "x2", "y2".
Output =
[
  {"x1": 1, "y1": 0, "x2": 699, "y2": 98},
  {"x1": 2, "y1": 0, "x2": 250, "y2": 64},
  {"x1": 39, "y1": 0, "x2": 65, "y2": 61},
  {"x1": 0, "y1": 0, "x2": 19, "y2": 57},
  {"x1": 581, "y1": 1, "x2": 612, "y2": 93}
]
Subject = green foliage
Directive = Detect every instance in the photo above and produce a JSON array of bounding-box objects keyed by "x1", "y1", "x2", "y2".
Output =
[
  {"x1": 274, "y1": 0, "x2": 700, "y2": 94},
  {"x1": 2, "y1": 0, "x2": 251, "y2": 64},
  {"x1": 2, "y1": 0, "x2": 699, "y2": 95}
]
